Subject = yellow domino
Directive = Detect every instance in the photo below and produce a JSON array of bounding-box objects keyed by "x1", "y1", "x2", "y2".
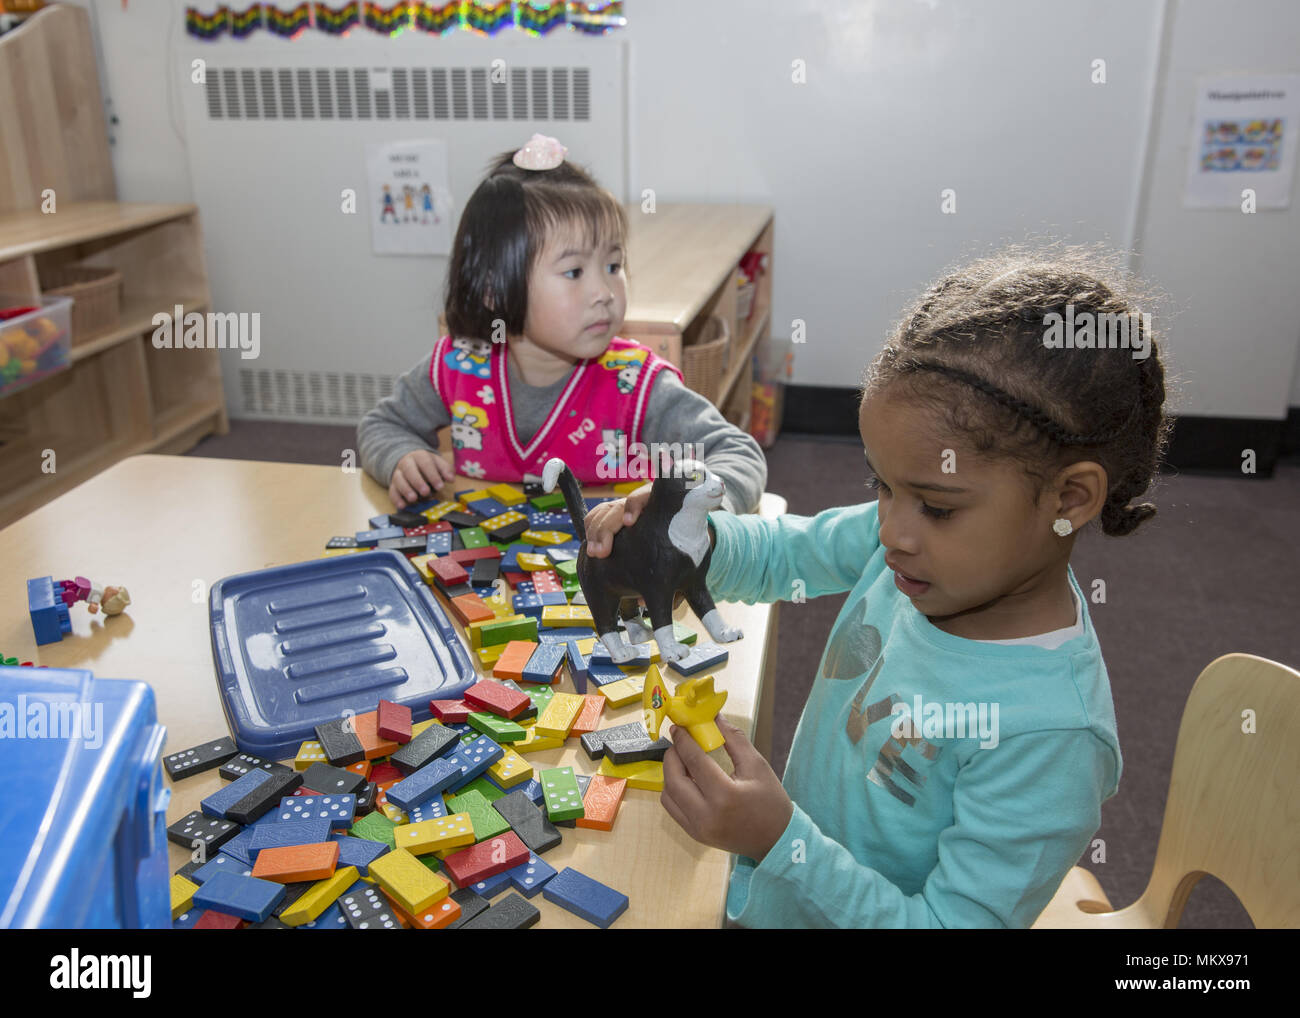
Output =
[
  {"x1": 514, "y1": 726, "x2": 565, "y2": 753},
  {"x1": 599, "y1": 674, "x2": 646, "y2": 707},
  {"x1": 576, "y1": 637, "x2": 597, "y2": 655},
  {"x1": 393, "y1": 813, "x2": 476, "y2": 855},
  {"x1": 599, "y1": 757, "x2": 665, "y2": 791},
  {"x1": 368, "y1": 849, "x2": 451, "y2": 914},
  {"x1": 171, "y1": 875, "x2": 199, "y2": 919},
  {"x1": 521, "y1": 530, "x2": 571, "y2": 546},
  {"x1": 488, "y1": 746, "x2": 534, "y2": 788},
  {"x1": 487, "y1": 483, "x2": 526, "y2": 506},
  {"x1": 476, "y1": 644, "x2": 507, "y2": 668},
  {"x1": 481, "y1": 510, "x2": 528, "y2": 532},
  {"x1": 536, "y1": 692, "x2": 585, "y2": 739},
  {"x1": 280, "y1": 866, "x2": 360, "y2": 927},
  {"x1": 411, "y1": 718, "x2": 441, "y2": 738},
  {"x1": 295, "y1": 740, "x2": 327, "y2": 770},
  {"x1": 541, "y1": 604, "x2": 593, "y2": 627},
  {"x1": 468, "y1": 614, "x2": 526, "y2": 650},
  {"x1": 321, "y1": 548, "x2": 361, "y2": 557},
  {"x1": 459, "y1": 489, "x2": 495, "y2": 504},
  {"x1": 409, "y1": 553, "x2": 439, "y2": 585},
  {"x1": 517, "y1": 552, "x2": 552, "y2": 571},
  {"x1": 379, "y1": 800, "x2": 408, "y2": 824},
  {"x1": 486, "y1": 596, "x2": 517, "y2": 621},
  {"x1": 612, "y1": 481, "x2": 645, "y2": 496},
  {"x1": 421, "y1": 501, "x2": 461, "y2": 521}
]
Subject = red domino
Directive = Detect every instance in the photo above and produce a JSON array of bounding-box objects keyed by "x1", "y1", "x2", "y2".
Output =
[
  {"x1": 369, "y1": 762, "x2": 403, "y2": 785},
  {"x1": 431, "y1": 559, "x2": 469, "y2": 586},
  {"x1": 440, "y1": 831, "x2": 529, "y2": 887},
  {"x1": 531, "y1": 571, "x2": 562, "y2": 594},
  {"x1": 193, "y1": 910, "x2": 246, "y2": 930},
  {"x1": 462, "y1": 679, "x2": 530, "y2": 719},
  {"x1": 502, "y1": 571, "x2": 529, "y2": 587},
  {"x1": 430, "y1": 699, "x2": 471, "y2": 723},
  {"x1": 376, "y1": 699, "x2": 412, "y2": 743},
  {"x1": 447, "y1": 547, "x2": 502, "y2": 565},
  {"x1": 404, "y1": 521, "x2": 452, "y2": 536}
]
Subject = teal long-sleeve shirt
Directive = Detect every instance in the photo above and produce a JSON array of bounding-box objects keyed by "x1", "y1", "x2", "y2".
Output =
[{"x1": 705, "y1": 501, "x2": 1122, "y2": 928}]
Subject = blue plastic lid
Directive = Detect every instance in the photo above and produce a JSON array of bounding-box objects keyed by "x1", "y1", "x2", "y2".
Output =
[{"x1": 209, "y1": 549, "x2": 476, "y2": 760}]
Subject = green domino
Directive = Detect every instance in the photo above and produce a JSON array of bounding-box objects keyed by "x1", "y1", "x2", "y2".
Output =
[
  {"x1": 673, "y1": 621, "x2": 698, "y2": 646},
  {"x1": 530, "y1": 492, "x2": 565, "y2": 511},
  {"x1": 349, "y1": 813, "x2": 397, "y2": 850},
  {"x1": 467, "y1": 711, "x2": 527, "y2": 743},
  {"x1": 446, "y1": 790, "x2": 511, "y2": 840},
  {"x1": 525, "y1": 684, "x2": 556, "y2": 712},
  {"x1": 418, "y1": 854, "x2": 442, "y2": 874},
  {"x1": 444, "y1": 789, "x2": 489, "y2": 813},
  {"x1": 480, "y1": 616, "x2": 539, "y2": 648},
  {"x1": 555, "y1": 560, "x2": 578, "y2": 581},
  {"x1": 450, "y1": 777, "x2": 505, "y2": 804},
  {"x1": 539, "y1": 766, "x2": 586, "y2": 822},
  {"x1": 460, "y1": 526, "x2": 489, "y2": 549},
  {"x1": 562, "y1": 577, "x2": 581, "y2": 596}
]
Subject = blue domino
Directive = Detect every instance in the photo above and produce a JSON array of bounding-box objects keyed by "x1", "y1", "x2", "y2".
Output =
[
  {"x1": 299, "y1": 901, "x2": 348, "y2": 929},
  {"x1": 369, "y1": 514, "x2": 392, "y2": 529},
  {"x1": 512, "y1": 592, "x2": 545, "y2": 618},
  {"x1": 536, "y1": 627, "x2": 594, "y2": 644},
  {"x1": 356, "y1": 525, "x2": 403, "y2": 546},
  {"x1": 516, "y1": 778, "x2": 544, "y2": 806},
  {"x1": 331, "y1": 835, "x2": 389, "y2": 876},
  {"x1": 387, "y1": 756, "x2": 462, "y2": 811},
  {"x1": 172, "y1": 908, "x2": 202, "y2": 929},
  {"x1": 191, "y1": 852, "x2": 253, "y2": 884},
  {"x1": 469, "y1": 869, "x2": 514, "y2": 899},
  {"x1": 274, "y1": 793, "x2": 356, "y2": 829},
  {"x1": 406, "y1": 794, "x2": 447, "y2": 822},
  {"x1": 590, "y1": 641, "x2": 655, "y2": 667},
  {"x1": 499, "y1": 544, "x2": 530, "y2": 572},
  {"x1": 541, "y1": 867, "x2": 629, "y2": 929},
  {"x1": 249, "y1": 818, "x2": 334, "y2": 860},
  {"x1": 444, "y1": 735, "x2": 504, "y2": 791},
  {"x1": 585, "y1": 661, "x2": 630, "y2": 687},
  {"x1": 506, "y1": 853, "x2": 557, "y2": 898},
  {"x1": 192, "y1": 871, "x2": 286, "y2": 923},
  {"x1": 425, "y1": 532, "x2": 452, "y2": 555},
  {"x1": 218, "y1": 827, "x2": 256, "y2": 866},
  {"x1": 666, "y1": 640, "x2": 729, "y2": 677},
  {"x1": 202, "y1": 767, "x2": 272, "y2": 819},
  {"x1": 521, "y1": 642, "x2": 566, "y2": 684}
]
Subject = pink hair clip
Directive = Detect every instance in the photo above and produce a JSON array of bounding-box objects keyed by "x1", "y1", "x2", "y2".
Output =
[{"x1": 513, "y1": 133, "x2": 567, "y2": 170}]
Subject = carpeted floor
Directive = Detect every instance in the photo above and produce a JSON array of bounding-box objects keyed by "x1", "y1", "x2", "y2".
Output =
[{"x1": 187, "y1": 420, "x2": 1300, "y2": 928}]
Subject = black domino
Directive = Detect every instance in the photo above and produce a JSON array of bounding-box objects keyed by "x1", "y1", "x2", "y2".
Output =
[
  {"x1": 389, "y1": 724, "x2": 460, "y2": 776},
  {"x1": 163, "y1": 737, "x2": 239, "y2": 780},
  {"x1": 314, "y1": 718, "x2": 365, "y2": 766}
]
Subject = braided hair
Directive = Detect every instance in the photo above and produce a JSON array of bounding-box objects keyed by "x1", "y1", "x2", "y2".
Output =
[{"x1": 861, "y1": 244, "x2": 1177, "y2": 537}]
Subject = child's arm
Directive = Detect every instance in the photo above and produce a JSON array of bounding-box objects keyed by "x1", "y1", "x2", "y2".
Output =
[
  {"x1": 641, "y1": 371, "x2": 767, "y2": 514},
  {"x1": 704, "y1": 727, "x2": 1116, "y2": 928},
  {"x1": 357, "y1": 352, "x2": 455, "y2": 498}
]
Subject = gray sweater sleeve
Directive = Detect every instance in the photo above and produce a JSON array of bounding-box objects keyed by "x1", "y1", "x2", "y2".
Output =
[
  {"x1": 356, "y1": 351, "x2": 450, "y2": 488},
  {"x1": 642, "y1": 369, "x2": 768, "y2": 515}
]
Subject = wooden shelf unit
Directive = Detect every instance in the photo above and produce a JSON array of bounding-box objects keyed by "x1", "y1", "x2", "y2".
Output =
[{"x1": 0, "y1": 7, "x2": 227, "y2": 528}]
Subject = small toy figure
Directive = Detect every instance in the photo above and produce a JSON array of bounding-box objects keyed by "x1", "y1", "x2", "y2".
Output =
[
  {"x1": 642, "y1": 664, "x2": 729, "y2": 752},
  {"x1": 59, "y1": 576, "x2": 131, "y2": 617},
  {"x1": 542, "y1": 456, "x2": 743, "y2": 665}
]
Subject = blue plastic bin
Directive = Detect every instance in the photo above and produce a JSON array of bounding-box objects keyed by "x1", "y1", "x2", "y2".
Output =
[{"x1": 0, "y1": 666, "x2": 171, "y2": 928}]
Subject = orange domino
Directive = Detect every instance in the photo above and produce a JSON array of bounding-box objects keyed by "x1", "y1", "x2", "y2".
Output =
[
  {"x1": 353, "y1": 711, "x2": 400, "y2": 759},
  {"x1": 450, "y1": 593, "x2": 495, "y2": 626},
  {"x1": 568, "y1": 694, "x2": 606, "y2": 737},
  {"x1": 250, "y1": 841, "x2": 341, "y2": 882},
  {"x1": 574, "y1": 775, "x2": 626, "y2": 831},
  {"x1": 346, "y1": 759, "x2": 372, "y2": 780},
  {"x1": 380, "y1": 887, "x2": 462, "y2": 929},
  {"x1": 492, "y1": 640, "x2": 539, "y2": 682}
]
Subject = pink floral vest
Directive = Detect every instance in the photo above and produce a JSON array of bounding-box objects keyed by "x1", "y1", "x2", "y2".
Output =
[{"x1": 430, "y1": 334, "x2": 684, "y2": 484}]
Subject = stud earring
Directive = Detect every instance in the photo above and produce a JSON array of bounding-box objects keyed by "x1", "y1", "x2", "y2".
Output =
[{"x1": 1052, "y1": 518, "x2": 1073, "y2": 537}]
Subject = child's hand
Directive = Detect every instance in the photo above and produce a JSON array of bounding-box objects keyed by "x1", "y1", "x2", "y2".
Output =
[
  {"x1": 660, "y1": 717, "x2": 794, "y2": 862},
  {"x1": 584, "y1": 483, "x2": 652, "y2": 557},
  {"x1": 389, "y1": 449, "x2": 456, "y2": 509}
]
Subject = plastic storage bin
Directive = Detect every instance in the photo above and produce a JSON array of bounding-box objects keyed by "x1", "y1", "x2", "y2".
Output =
[
  {"x1": 0, "y1": 666, "x2": 171, "y2": 929},
  {"x1": 0, "y1": 294, "x2": 72, "y2": 400}
]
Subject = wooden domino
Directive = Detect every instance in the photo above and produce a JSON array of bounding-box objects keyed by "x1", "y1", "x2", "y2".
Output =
[
  {"x1": 598, "y1": 757, "x2": 664, "y2": 790},
  {"x1": 368, "y1": 849, "x2": 451, "y2": 914},
  {"x1": 535, "y1": 692, "x2": 584, "y2": 739},
  {"x1": 487, "y1": 745, "x2": 533, "y2": 789},
  {"x1": 539, "y1": 766, "x2": 585, "y2": 822},
  {"x1": 278, "y1": 866, "x2": 360, "y2": 927},
  {"x1": 574, "y1": 775, "x2": 626, "y2": 831},
  {"x1": 392, "y1": 813, "x2": 476, "y2": 855},
  {"x1": 376, "y1": 699, "x2": 413, "y2": 743},
  {"x1": 597, "y1": 673, "x2": 646, "y2": 707},
  {"x1": 250, "y1": 842, "x2": 340, "y2": 883},
  {"x1": 450, "y1": 592, "x2": 496, "y2": 626},
  {"x1": 294, "y1": 740, "x2": 327, "y2": 770},
  {"x1": 463, "y1": 678, "x2": 531, "y2": 719},
  {"x1": 441, "y1": 831, "x2": 530, "y2": 888},
  {"x1": 492, "y1": 640, "x2": 540, "y2": 681},
  {"x1": 568, "y1": 694, "x2": 605, "y2": 737}
]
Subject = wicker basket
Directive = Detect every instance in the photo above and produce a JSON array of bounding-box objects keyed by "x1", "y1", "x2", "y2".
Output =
[
  {"x1": 681, "y1": 313, "x2": 730, "y2": 403},
  {"x1": 42, "y1": 265, "x2": 122, "y2": 346}
]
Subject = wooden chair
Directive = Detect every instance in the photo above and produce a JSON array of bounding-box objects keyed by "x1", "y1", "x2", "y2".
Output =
[{"x1": 1033, "y1": 653, "x2": 1300, "y2": 929}]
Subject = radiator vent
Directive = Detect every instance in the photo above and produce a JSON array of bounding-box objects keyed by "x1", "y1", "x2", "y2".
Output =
[
  {"x1": 204, "y1": 65, "x2": 591, "y2": 121},
  {"x1": 239, "y1": 368, "x2": 395, "y2": 421}
]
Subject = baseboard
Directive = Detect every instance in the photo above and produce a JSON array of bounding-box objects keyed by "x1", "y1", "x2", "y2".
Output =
[{"x1": 782, "y1": 384, "x2": 1297, "y2": 477}]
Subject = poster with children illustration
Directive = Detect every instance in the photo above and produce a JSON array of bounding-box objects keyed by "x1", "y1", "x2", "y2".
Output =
[
  {"x1": 1184, "y1": 75, "x2": 1300, "y2": 209},
  {"x1": 366, "y1": 139, "x2": 453, "y2": 255}
]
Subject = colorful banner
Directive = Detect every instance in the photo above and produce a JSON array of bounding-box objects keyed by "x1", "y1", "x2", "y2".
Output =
[{"x1": 186, "y1": 1, "x2": 624, "y2": 39}]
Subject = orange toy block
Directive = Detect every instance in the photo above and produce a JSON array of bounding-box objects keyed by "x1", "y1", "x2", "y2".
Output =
[
  {"x1": 345, "y1": 759, "x2": 373, "y2": 780},
  {"x1": 568, "y1": 694, "x2": 606, "y2": 737},
  {"x1": 381, "y1": 888, "x2": 462, "y2": 929},
  {"x1": 251, "y1": 841, "x2": 341, "y2": 882},
  {"x1": 450, "y1": 593, "x2": 495, "y2": 626},
  {"x1": 574, "y1": 775, "x2": 626, "y2": 831},
  {"x1": 353, "y1": 711, "x2": 400, "y2": 759},
  {"x1": 492, "y1": 640, "x2": 540, "y2": 682}
]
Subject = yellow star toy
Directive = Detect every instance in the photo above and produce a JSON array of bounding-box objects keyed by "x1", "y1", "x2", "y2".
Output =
[{"x1": 642, "y1": 664, "x2": 728, "y2": 753}]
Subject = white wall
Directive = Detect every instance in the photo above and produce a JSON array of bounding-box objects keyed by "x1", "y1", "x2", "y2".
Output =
[{"x1": 67, "y1": 0, "x2": 1300, "y2": 418}]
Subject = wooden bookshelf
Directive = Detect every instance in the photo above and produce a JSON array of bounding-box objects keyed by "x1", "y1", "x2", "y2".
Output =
[{"x1": 0, "y1": 6, "x2": 226, "y2": 528}]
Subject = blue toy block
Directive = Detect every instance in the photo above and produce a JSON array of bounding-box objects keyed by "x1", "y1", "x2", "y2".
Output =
[
  {"x1": 274, "y1": 793, "x2": 356, "y2": 830},
  {"x1": 191, "y1": 852, "x2": 253, "y2": 884},
  {"x1": 545, "y1": 543, "x2": 581, "y2": 563},
  {"x1": 201, "y1": 767, "x2": 273, "y2": 819},
  {"x1": 248, "y1": 818, "x2": 334, "y2": 860},
  {"x1": 27, "y1": 577, "x2": 72, "y2": 645},
  {"x1": 565, "y1": 640, "x2": 589, "y2": 694},
  {"x1": 512, "y1": 591, "x2": 545, "y2": 619},
  {"x1": 192, "y1": 871, "x2": 286, "y2": 923},
  {"x1": 405, "y1": 794, "x2": 447, "y2": 822},
  {"x1": 387, "y1": 756, "x2": 462, "y2": 811},
  {"x1": 443, "y1": 735, "x2": 504, "y2": 792},
  {"x1": 513, "y1": 580, "x2": 535, "y2": 595},
  {"x1": 355, "y1": 525, "x2": 403, "y2": 546},
  {"x1": 406, "y1": 497, "x2": 438, "y2": 514},
  {"x1": 506, "y1": 853, "x2": 558, "y2": 898},
  {"x1": 536, "y1": 627, "x2": 594, "y2": 645},
  {"x1": 218, "y1": 827, "x2": 256, "y2": 866},
  {"x1": 425, "y1": 532, "x2": 452, "y2": 555},
  {"x1": 666, "y1": 640, "x2": 729, "y2": 677},
  {"x1": 369, "y1": 514, "x2": 393, "y2": 529},
  {"x1": 441, "y1": 721, "x2": 472, "y2": 737},
  {"x1": 541, "y1": 867, "x2": 629, "y2": 929},
  {"x1": 516, "y1": 778, "x2": 544, "y2": 806},
  {"x1": 469, "y1": 497, "x2": 508, "y2": 519},
  {"x1": 499, "y1": 543, "x2": 530, "y2": 572},
  {"x1": 330, "y1": 835, "x2": 389, "y2": 876},
  {"x1": 590, "y1": 641, "x2": 655, "y2": 667},
  {"x1": 585, "y1": 661, "x2": 629, "y2": 687},
  {"x1": 468, "y1": 869, "x2": 513, "y2": 899},
  {"x1": 299, "y1": 901, "x2": 348, "y2": 929},
  {"x1": 521, "y1": 642, "x2": 566, "y2": 684},
  {"x1": 172, "y1": 907, "x2": 202, "y2": 929},
  {"x1": 525, "y1": 510, "x2": 576, "y2": 531}
]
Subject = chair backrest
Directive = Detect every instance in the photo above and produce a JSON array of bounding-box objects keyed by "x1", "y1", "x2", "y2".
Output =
[{"x1": 1140, "y1": 653, "x2": 1300, "y2": 928}]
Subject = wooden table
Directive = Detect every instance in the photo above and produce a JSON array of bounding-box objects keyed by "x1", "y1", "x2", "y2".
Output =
[{"x1": 0, "y1": 454, "x2": 785, "y2": 928}]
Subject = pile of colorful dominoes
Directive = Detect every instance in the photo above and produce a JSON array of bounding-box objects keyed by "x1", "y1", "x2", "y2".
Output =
[{"x1": 164, "y1": 480, "x2": 731, "y2": 929}]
